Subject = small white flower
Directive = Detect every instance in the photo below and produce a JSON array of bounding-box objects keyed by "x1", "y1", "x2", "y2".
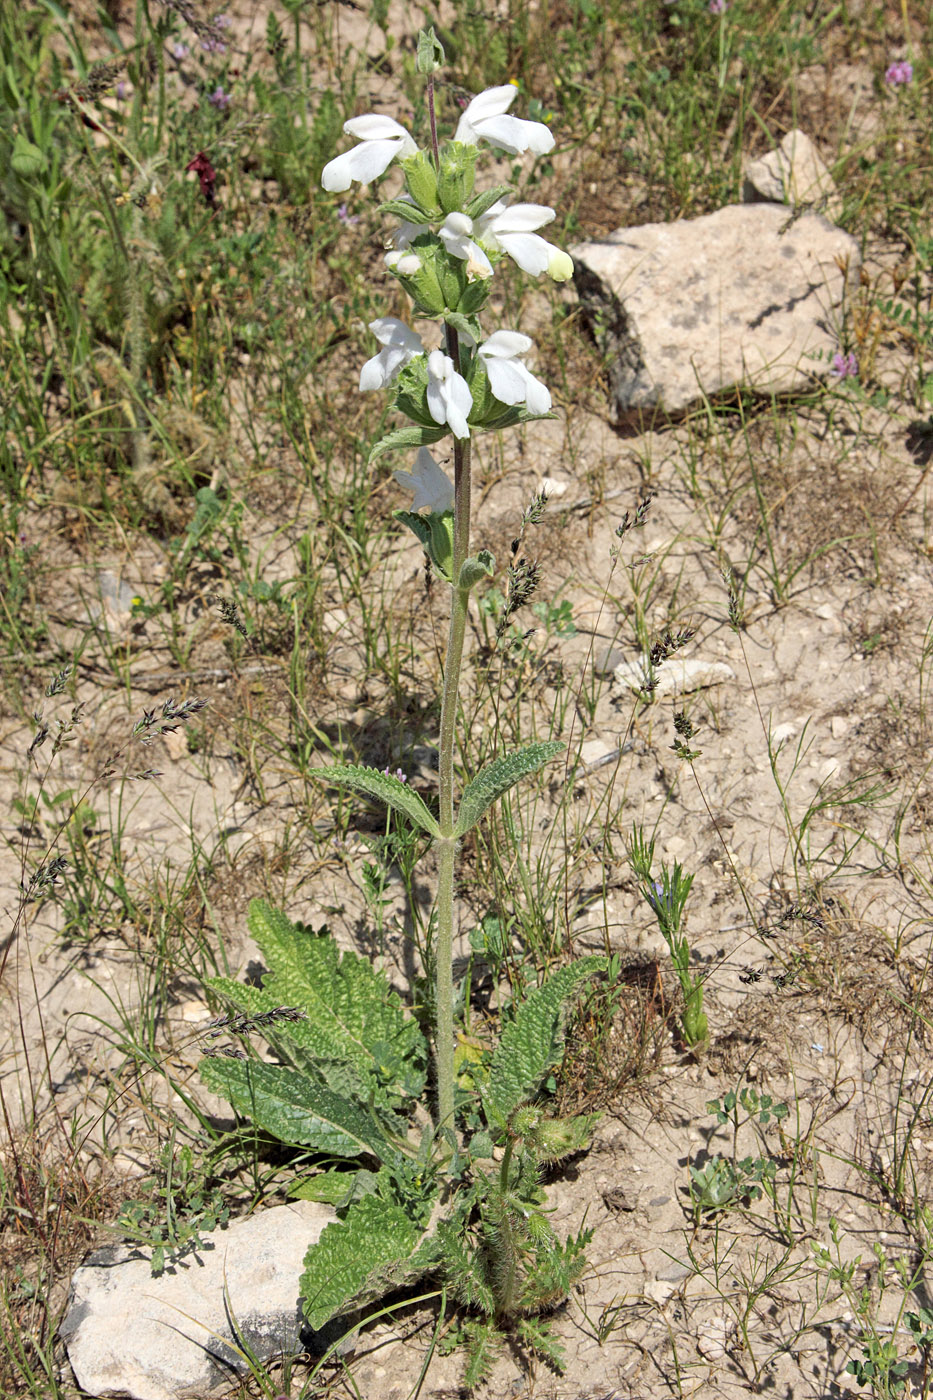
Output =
[
  {"x1": 478, "y1": 331, "x2": 551, "y2": 415},
  {"x1": 359, "y1": 317, "x2": 424, "y2": 391},
  {"x1": 477, "y1": 200, "x2": 573, "y2": 280},
  {"x1": 322, "y1": 114, "x2": 418, "y2": 192},
  {"x1": 426, "y1": 350, "x2": 473, "y2": 439},
  {"x1": 439, "y1": 212, "x2": 494, "y2": 279},
  {"x1": 385, "y1": 249, "x2": 423, "y2": 276},
  {"x1": 455, "y1": 85, "x2": 555, "y2": 155},
  {"x1": 394, "y1": 447, "x2": 454, "y2": 513}
]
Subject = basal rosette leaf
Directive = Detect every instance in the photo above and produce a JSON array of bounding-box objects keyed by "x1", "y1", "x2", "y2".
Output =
[
  {"x1": 300, "y1": 1192, "x2": 431, "y2": 1330},
  {"x1": 199, "y1": 1058, "x2": 403, "y2": 1162},
  {"x1": 204, "y1": 901, "x2": 427, "y2": 1104},
  {"x1": 484, "y1": 957, "x2": 607, "y2": 1125},
  {"x1": 455, "y1": 741, "x2": 564, "y2": 837},
  {"x1": 310, "y1": 764, "x2": 440, "y2": 837}
]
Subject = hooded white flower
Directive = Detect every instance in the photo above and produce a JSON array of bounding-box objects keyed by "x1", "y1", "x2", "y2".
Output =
[
  {"x1": 454, "y1": 85, "x2": 555, "y2": 156},
  {"x1": 359, "y1": 318, "x2": 424, "y2": 391},
  {"x1": 477, "y1": 200, "x2": 573, "y2": 280},
  {"x1": 478, "y1": 331, "x2": 551, "y2": 415},
  {"x1": 426, "y1": 350, "x2": 473, "y2": 439},
  {"x1": 439, "y1": 212, "x2": 494, "y2": 279},
  {"x1": 394, "y1": 447, "x2": 454, "y2": 513},
  {"x1": 322, "y1": 114, "x2": 418, "y2": 192}
]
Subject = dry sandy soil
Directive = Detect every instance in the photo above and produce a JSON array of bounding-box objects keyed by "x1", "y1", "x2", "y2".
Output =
[{"x1": 3, "y1": 3, "x2": 933, "y2": 1398}]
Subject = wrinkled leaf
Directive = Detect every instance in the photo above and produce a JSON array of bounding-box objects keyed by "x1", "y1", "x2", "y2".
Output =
[
  {"x1": 199, "y1": 1057, "x2": 401, "y2": 1162},
  {"x1": 455, "y1": 741, "x2": 564, "y2": 837},
  {"x1": 310, "y1": 764, "x2": 440, "y2": 836},
  {"x1": 300, "y1": 1193, "x2": 427, "y2": 1329},
  {"x1": 485, "y1": 957, "x2": 606, "y2": 1123},
  {"x1": 207, "y1": 900, "x2": 426, "y2": 1105}
]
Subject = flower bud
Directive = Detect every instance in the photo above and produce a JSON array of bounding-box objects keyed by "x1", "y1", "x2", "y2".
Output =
[
  {"x1": 386, "y1": 234, "x2": 448, "y2": 316},
  {"x1": 400, "y1": 151, "x2": 440, "y2": 218},
  {"x1": 547, "y1": 248, "x2": 574, "y2": 281},
  {"x1": 437, "y1": 142, "x2": 478, "y2": 214},
  {"x1": 416, "y1": 26, "x2": 445, "y2": 74}
]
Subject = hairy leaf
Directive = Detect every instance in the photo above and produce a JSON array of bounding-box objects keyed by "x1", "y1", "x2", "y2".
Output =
[
  {"x1": 198, "y1": 1058, "x2": 401, "y2": 1162},
  {"x1": 311, "y1": 764, "x2": 440, "y2": 837},
  {"x1": 368, "y1": 423, "x2": 447, "y2": 463},
  {"x1": 290, "y1": 1168, "x2": 379, "y2": 1207},
  {"x1": 484, "y1": 958, "x2": 606, "y2": 1123},
  {"x1": 455, "y1": 741, "x2": 564, "y2": 837},
  {"x1": 206, "y1": 901, "x2": 426, "y2": 1104},
  {"x1": 300, "y1": 1193, "x2": 427, "y2": 1330}
]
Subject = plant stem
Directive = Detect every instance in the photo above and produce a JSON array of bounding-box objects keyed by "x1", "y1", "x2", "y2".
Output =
[{"x1": 434, "y1": 397, "x2": 471, "y2": 1138}]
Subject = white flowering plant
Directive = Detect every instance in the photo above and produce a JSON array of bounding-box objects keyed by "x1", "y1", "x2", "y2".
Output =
[{"x1": 200, "y1": 31, "x2": 603, "y2": 1386}]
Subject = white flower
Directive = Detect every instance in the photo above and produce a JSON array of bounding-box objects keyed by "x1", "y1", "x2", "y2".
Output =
[
  {"x1": 322, "y1": 114, "x2": 418, "y2": 192},
  {"x1": 426, "y1": 350, "x2": 473, "y2": 439},
  {"x1": 477, "y1": 200, "x2": 573, "y2": 280},
  {"x1": 394, "y1": 448, "x2": 454, "y2": 513},
  {"x1": 359, "y1": 318, "x2": 424, "y2": 391},
  {"x1": 478, "y1": 331, "x2": 551, "y2": 415},
  {"x1": 439, "y1": 212, "x2": 494, "y2": 279},
  {"x1": 454, "y1": 85, "x2": 555, "y2": 155},
  {"x1": 385, "y1": 248, "x2": 424, "y2": 276}
]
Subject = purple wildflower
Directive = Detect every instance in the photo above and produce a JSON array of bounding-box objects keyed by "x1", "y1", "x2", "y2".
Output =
[
  {"x1": 115, "y1": 80, "x2": 129, "y2": 100},
  {"x1": 709, "y1": 0, "x2": 728, "y2": 13},
  {"x1": 383, "y1": 766, "x2": 407, "y2": 783},
  {"x1": 214, "y1": 12, "x2": 232, "y2": 25},
  {"x1": 201, "y1": 37, "x2": 227, "y2": 53},
  {"x1": 207, "y1": 86, "x2": 231, "y2": 110},
  {"x1": 885, "y1": 60, "x2": 913, "y2": 86},
  {"x1": 170, "y1": 41, "x2": 189, "y2": 59},
  {"x1": 831, "y1": 351, "x2": 858, "y2": 380},
  {"x1": 336, "y1": 202, "x2": 360, "y2": 225}
]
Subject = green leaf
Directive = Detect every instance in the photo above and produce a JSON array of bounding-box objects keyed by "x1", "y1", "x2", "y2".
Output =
[
  {"x1": 369, "y1": 424, "x2": 447, "y2": 463},
  {"x1": 311, "y1": 763, "x2": 440, "y2": 837},
  {"x1": 455, "y1": 741, "x2": 564, "y2": 837},
  {"x1": 199, "y1": 1057, "x2": 400, "y2": 1161},
  {"x1": 464, "y1": 185, "x2": 512, "y2": 220},
  {"x1": 12, "y1": 134, "x2": 47, "y2": 178},
  {"x1": 444, "y1": 311, "x2": 482, "y2": 344},
  {"x1": 457, "y1": 549, "x2": 495, "y2": 590},
  {"x1": 379, "y1": 198, "x2": 434, "y2": 224},
  {"x1": 300, "y1": 1193, "x2": 426, "y2": 1329},
  {"x1": 206, "y1": 901, "x2": 427, "y2": 1104},
  {"x1": 484, "y1": 957, "x2": 607, "y2": 1123},
  {"x1": 290, "y1": 1168, "x2": 379, "y2": 1206}
]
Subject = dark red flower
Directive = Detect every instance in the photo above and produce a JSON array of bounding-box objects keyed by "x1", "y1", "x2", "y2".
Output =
[{"x1": 186, "y1": 151, "x2": 217, "y2": 207}]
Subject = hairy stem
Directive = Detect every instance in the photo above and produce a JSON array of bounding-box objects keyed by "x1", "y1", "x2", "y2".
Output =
[{"x1": 434, "y1": 401, "x2": 471, "y2": 1138}]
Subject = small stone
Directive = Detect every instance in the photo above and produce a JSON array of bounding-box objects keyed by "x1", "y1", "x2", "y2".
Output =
[
  {"x1": 179, "y1": 998, "x2": 210, "y2": 1023},
  {"x1": 697, "y1": 1317, "x2": 730, "y2": 1361},
  {"x1": 540, "y1": 475, "x2": 569, "y2": 496},
  {"x1": 830, "y1": 715, "x2": 849, "y2": 739},
  {"x1": 594, "y1": 644, "x2": 626, "y2": 675},
  {"x1": 743, "y1": 129, "x2": 841, "y2": 218},
  {"x1": 580, "y1": 738, "x2": 622, "y2": 770},
  {"x1": 644, "y1": 1279, "x2": 677, "y2": 1305},
  {"x1": 612, "y1": 657, "x2": 735, "y2": 698},
  {"x1": 818, "y1": 757, "x2": 841, "y2": 782},
  {"x1": 770, "y1": 721, "x2": 797, "y2": 744}
]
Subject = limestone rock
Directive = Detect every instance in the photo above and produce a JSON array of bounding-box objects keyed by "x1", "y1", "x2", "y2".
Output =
[
  {"x1": 61, "y1": 1200, "x2": 339, "y2": 1400},
  {"x1": 571, "y1": 204, "x2": 859, "y2": 421},
  {"x1": 743, "y1": 128, "x2": 840, "y2": 217},
  {"x1": 612, "y1": 657, "x2": 735, "y2": 699}
]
